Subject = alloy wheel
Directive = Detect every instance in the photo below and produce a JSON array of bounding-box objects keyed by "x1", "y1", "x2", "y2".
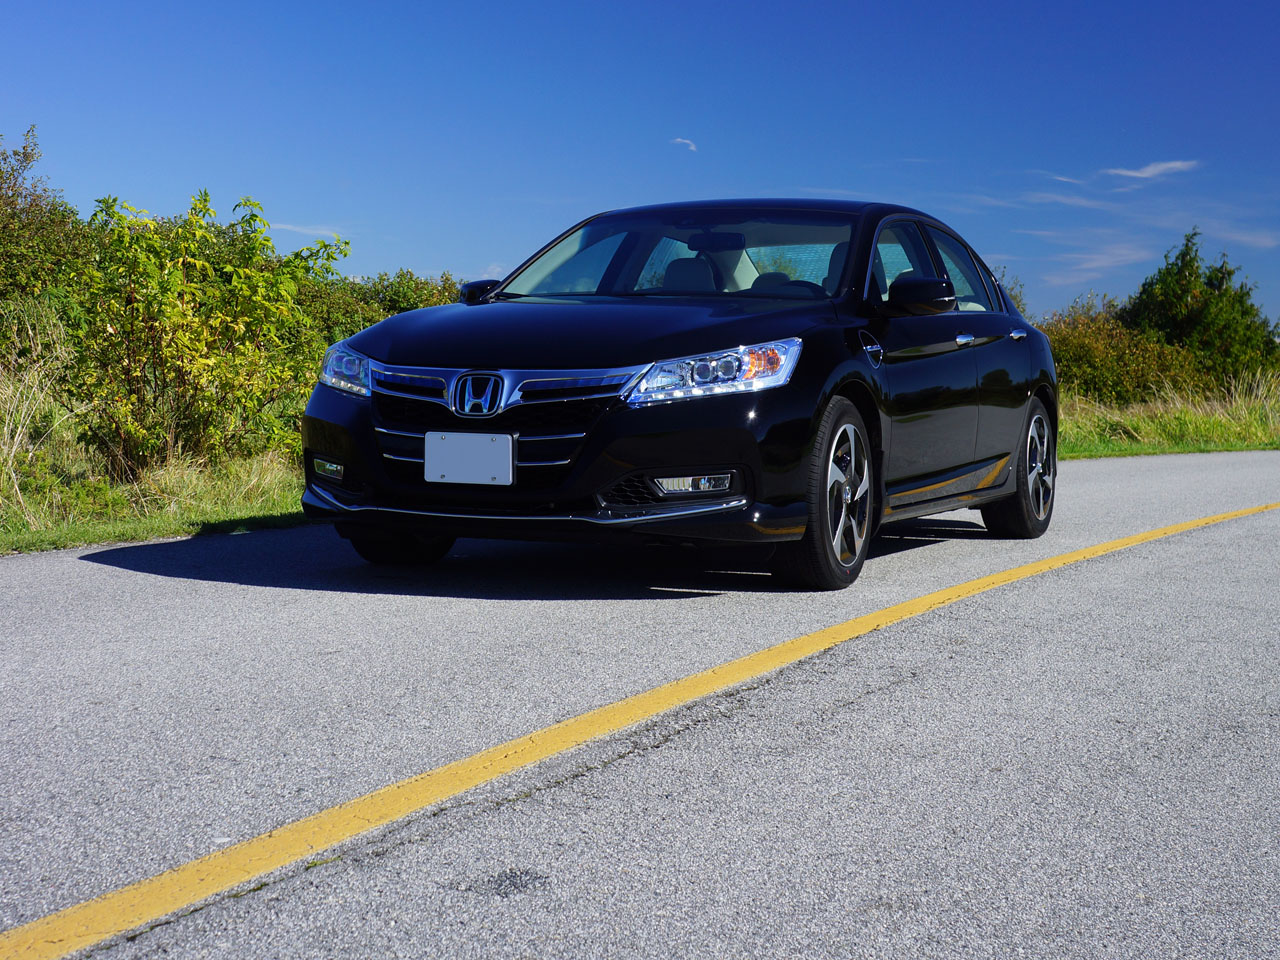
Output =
[
  {"x1": 1027, "y1": 413, "x2": 1055, "y2": 521},
  {"x1": 827, "y1": 422, "x2": 871, "y2": 566}
]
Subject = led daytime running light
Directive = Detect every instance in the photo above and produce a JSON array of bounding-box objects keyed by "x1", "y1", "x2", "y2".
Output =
[
  {"x1": 319, "y1": 344, "x2": 372, "y2": 397},
  {"x1": 628, "y1": 338, "x2": 802, "y2": 405}
]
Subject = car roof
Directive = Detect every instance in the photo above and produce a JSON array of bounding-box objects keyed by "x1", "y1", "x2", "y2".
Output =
[{"x1": 597, "y1": 197, "x2": 933, "y2": 221}]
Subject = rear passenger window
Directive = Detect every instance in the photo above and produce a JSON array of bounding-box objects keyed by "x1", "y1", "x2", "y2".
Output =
[
  {"x1": 869, "y1": 221, "x2": 935, "y2": 302},
  {"x1": 925, "y1": 228, "x2": 993, "y2": 312}
]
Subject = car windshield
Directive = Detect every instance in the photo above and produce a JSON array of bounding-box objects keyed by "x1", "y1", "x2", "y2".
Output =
[{"x1": 499, "y1": 209, "x2": 857, "y2": 300}]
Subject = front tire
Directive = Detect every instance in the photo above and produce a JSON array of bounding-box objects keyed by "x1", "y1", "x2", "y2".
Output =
[
  {"x1": 773, "y1": 398, "x2": 875, "y2": 590},
  {"x1": 348, "y1": 533, "x2": 456, "y2": 566},
  {"x1": 980, "y1": 398, "x2": 1055, "y2": 539}
]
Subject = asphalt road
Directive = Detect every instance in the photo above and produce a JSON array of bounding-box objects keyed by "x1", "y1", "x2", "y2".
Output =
[{"x1": 2, "y1": 451, "x2": 1279, "y2": 958}]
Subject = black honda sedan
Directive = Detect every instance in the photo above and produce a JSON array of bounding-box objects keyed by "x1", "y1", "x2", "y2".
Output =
[{"x1": 301, "y1": 199, "x2": 1056, "y2": 590}]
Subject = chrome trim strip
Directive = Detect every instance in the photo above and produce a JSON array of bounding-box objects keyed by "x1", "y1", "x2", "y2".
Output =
[
  {"x1": 368, "y1": 362, "x2": 648, "y2": 412},
  {"x1": 381, "y1": 452, "x2": 423, "y2": 462},
  {"x1": 513, "y1": 390, "x2": 624, "y2": 404},
  {"x1": 515, "y1": 459, "x2": 571, "y2": 467},
  {"x1": 371, "y1": 386, "x2": 451, "y2": 405},
  {"x1": 305, "y1": 483, "x2": 747, "y2": 525},
  {"x1": 377, "y1": 426, "x2": 585, "y2": 442},
  {"x1": 374, "y1": 426, "x2": 425, "y2": 438},
  {"x1": 516, "y1": 373, "x2": 635, "y2": 391}
]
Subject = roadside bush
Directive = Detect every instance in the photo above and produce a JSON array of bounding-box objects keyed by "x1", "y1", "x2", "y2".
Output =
[
  {"x1": 1040, "y1": 294, "x2": 1208, "y2": 404},
  {"x1": 359, "y1": 268, "x2": 460, "y2": 315},
  {"x1": 66, "y1": 192, "x2": 346, "y2": 477},
  {"x1": 296, "y1": 269, "x2": 461, "y2": 348},
  {"x1": 0, "y1": 127, "x2": 92, "y2": 300},
  {"x1": 1115, "y1": 230, "x2": 1277, "y2": 381}
]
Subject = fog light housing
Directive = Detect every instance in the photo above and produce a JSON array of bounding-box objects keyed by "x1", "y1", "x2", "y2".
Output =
[
  {"x1": 313, "y1": 457, "x2": 344, "y2": 482},
  {"x1": 655, "y1": 474, "x2": 731, "y2": 495}
]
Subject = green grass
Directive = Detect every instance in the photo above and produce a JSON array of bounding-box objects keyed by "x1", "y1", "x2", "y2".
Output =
[
  {"x1": 1, "y1": 451, "x2": 306, "y2": 553},
  {"x1": 1058, "y1": 370, "x2": 1280, "y2": 459}
]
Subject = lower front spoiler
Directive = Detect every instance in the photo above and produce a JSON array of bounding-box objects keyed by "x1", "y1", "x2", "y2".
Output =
[{"x1": 302, "y1": 483, "x2": 806, "y2": 544}]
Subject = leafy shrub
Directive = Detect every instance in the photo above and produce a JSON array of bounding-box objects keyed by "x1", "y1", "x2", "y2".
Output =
[
  {"x1": 66, "y1": 192, "x2": 346, "y2": 477},
  {"x1": 0, "y1": 127, "x2": 92, "y2": 300},
  {"x1": 359, "y1": 268, "x2": 460, "y2": 316},
  {"x1": 295, "y1": 269, "x2": 459, "y2": 348},
  {"x1": 1039, "y1": 294, "x2": 1208, "y2": 404},
  {"x1": 1115, "y1": 230, "x2": 1277, "y2": 381}
]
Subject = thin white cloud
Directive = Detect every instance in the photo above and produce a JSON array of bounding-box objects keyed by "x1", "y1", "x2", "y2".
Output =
[
  {"x1": 1055, "y1": 243, "x2": 1153, "y2": 272},
  {"x1": 1042, "y1": 270, "x2": 1104, "y2": 287},
  {"x1": 670, "y1": 137, "x2": 697, "y2": 152},
  {"x1": 272, "y1": 222, "x2": 344, "y2": 236},
  {"x1": 1103, "y1": 160, "x2": 1199, "y2": 179},
  {"x1": 1027, "y1": 169, "x2": 1085, "y2": 185},
  {"x1": 1024, "y1": 192, "x2": 1114, "y2": 210},
  {"x1": 1200, "y1": 223, "x2": 1280, "y2": 249},
  {"x1": 959, "y1": 193, "x2": 1021, "y2": 208},
  {"x1": 1038, "y1": 241, "x2": 1155, "y2": 286}
]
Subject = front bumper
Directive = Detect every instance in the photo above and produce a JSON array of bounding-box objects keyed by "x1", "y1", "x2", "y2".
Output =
[{"x1": 301, "y1": 379, "x2": 816, "y2": 544}]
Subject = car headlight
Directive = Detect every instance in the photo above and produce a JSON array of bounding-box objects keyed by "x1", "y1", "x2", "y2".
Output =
[
  {"x1": 319, "y1": 343, "x2": 371, "y2": 397},
  {"x1": 627, "y1": 338, "x2": 803, "y2": 405}
]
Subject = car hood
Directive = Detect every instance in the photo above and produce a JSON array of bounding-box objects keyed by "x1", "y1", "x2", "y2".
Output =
[{"x1": 346, "y1": 297, "x2": 833, "y2": 370}]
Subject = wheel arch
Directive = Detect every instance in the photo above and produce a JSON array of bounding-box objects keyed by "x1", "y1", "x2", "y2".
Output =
[{"x1": 1032, "y1": 381, "x2": 1058, "y2": 431}]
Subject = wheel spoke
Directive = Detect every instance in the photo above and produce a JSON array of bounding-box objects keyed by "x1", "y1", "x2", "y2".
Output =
[
  {"x1": 855, "y1": 466, "x2": 870, "y2": 501},
  {"x1": 828, "y1": 457, "x2": 846, "y2": 491},
  {"x1": 831, "y1": 502, "x2": 847, "y2": 551}
]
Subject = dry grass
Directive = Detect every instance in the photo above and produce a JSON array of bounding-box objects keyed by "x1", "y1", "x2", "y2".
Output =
[
  {"x1": 1059, "y1": 369, "x2": 1280, "y2": 458},
  {"x1": 0, "y1": 450, "x2": 304, "y2": 553}
]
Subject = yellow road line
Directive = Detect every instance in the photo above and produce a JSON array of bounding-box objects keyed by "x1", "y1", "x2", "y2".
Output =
[{"x1": 4, "y1": 501, "x2": 1279, "y2": 959}]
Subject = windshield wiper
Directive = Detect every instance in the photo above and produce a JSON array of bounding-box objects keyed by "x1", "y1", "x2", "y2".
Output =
[{"x1": 489, "y1": 291, "x2": 529, "y2": 300}]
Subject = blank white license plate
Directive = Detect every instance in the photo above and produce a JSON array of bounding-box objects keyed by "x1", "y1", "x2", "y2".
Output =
[{"x1": 424, "y1": 432, "x2": 514, "y2": 485}]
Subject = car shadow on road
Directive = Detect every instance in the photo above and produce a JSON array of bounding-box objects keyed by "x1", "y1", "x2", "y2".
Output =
[
  {"x1": 870, "y1": 517, "x2": 991, "y2": 558},
  {"x1": 80, "y1": 524, "x2": 783, "y2": 600},
  {"x1": 81, "y1": 517, "x2": 989, "y2": 601}
]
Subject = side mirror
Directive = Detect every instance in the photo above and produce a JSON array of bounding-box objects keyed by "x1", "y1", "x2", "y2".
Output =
[
  {"x1": 459, "y1": 279, "x2": 501, "y2": 304},
  {"x1": 884, "y1": 277, "x2": 956, "y2": 317}
]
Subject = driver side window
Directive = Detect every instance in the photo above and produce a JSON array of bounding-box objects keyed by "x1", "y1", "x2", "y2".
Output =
[{"x1": 869, "y1": 221, "x2": 935, "y2": 302}]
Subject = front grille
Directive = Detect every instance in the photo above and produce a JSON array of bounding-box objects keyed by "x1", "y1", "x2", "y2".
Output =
[
  {"x1": 600, "y1": 474, "x2": 663, "y2": 507},
  {"x1": 373, "y1": 394, "x2": 614, "y2": 437}
]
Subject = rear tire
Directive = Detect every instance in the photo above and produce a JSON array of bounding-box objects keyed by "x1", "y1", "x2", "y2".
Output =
[
  {"x1": 980, "y1": 398, "x2": 1055, "y2": 539},
  {"x1": 772, "y1": 398, "x2": 875, "y2": 590},
  {"x1": 348, "y1": 533, "x2": 455, "y2": 566}
]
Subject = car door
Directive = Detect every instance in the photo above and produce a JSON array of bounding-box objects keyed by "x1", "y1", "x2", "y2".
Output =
[
  {"x1": 868, "y1": 219, "x2": 979, "y2": 497},
  {"x1": 922, "y1": 226, "x2": 1030, "y2": 469}
]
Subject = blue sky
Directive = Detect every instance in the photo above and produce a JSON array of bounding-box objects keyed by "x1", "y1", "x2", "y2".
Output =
[{"x1": 4, "y1": 0, "x2": 1277, "y2": 319}]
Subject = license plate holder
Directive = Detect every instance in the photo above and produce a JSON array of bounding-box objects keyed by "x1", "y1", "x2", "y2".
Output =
[{"x1": 424, "y1": 432, "x2": 514, "y2": 485}]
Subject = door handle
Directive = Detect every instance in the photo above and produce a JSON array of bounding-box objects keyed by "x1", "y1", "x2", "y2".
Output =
[
  {"x1": 955, "y1": 333, "x2": 974, "y2": 347},
  {"x1": 1009, "y1": 328, "x2": 1027, "y2": 341}
]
